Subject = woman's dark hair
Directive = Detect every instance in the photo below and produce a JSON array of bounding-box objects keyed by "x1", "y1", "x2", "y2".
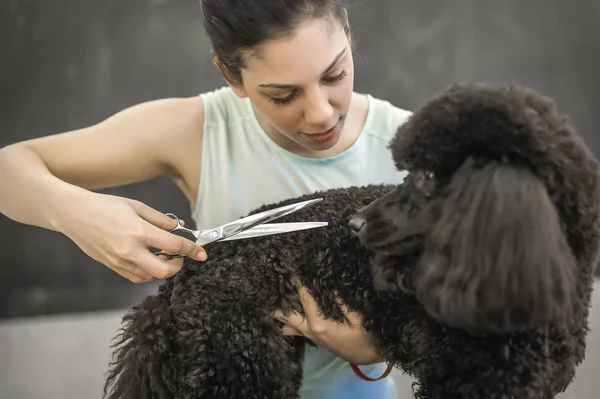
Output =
[{"x1": 200, "y1": 0, "x2": 350, "y2": 85}]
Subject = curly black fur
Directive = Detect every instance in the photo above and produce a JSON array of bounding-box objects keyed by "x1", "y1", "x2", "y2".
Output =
[
  {"x1": 352, "y1": 83, "x2": 600, "y2": 397},
  {"x1": 104, "y1": 83, "x2": 600, "y2": 399},
  {"x1": 103, "y1": 185, "x2": 404, "y2": 399}
]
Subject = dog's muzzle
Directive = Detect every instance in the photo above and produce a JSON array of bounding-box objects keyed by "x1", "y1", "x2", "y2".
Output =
[{"x1": 349, "y1": 215, "x2": 366, "y2": 235}]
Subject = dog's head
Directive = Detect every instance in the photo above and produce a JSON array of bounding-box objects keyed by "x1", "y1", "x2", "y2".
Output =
[{"x1": 352, "y1": 83, "x2": 600, "y2": 334}]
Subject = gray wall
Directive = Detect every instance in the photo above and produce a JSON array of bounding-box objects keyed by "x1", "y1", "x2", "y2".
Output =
[{"x1": 1, "y1": 1, "x2": 599, "y2": 317}]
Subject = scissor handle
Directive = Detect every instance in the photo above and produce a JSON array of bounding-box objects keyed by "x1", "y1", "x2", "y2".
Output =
[
  {"x1": 164, "y1": 213, "x2": 198, "y2": 241},
  {"x1": 153, "y1": 213, "x2": 198, "y2": 260},
  {"x1": 165, "y1": 213, "x2": 183, "y2": 229}
]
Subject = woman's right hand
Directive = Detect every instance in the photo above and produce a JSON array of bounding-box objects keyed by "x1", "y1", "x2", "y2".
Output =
[{"x1": 54, "y1": 191, "x2": 208, "y2": 283}]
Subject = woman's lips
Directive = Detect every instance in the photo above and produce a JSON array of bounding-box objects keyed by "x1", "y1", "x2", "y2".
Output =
[{"x1": 302, "y1": 123, "x2": 339, "y2": 143}]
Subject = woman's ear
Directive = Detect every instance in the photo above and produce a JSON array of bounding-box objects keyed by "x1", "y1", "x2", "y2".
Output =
[{"x1": 213, "y1": 56, "x2": 247, "y2": 98}]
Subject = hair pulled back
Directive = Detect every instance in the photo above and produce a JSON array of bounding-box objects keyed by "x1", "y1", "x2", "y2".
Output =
[{"x1": 200, "y1": 0, "x2": 350, "y2": 84}]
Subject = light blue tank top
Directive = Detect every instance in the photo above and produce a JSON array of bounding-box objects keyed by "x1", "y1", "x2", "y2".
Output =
[{"x1": 191, "y1": 86, "x2": 411, "y2": 398}]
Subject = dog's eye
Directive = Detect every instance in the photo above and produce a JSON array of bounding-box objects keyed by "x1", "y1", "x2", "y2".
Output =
[
  {"x1": 414, "y1": 171, "x2": 433, "y2": 186},
  {"x1": 414, "y1": 171, "x2": 435, "y2": 196}
]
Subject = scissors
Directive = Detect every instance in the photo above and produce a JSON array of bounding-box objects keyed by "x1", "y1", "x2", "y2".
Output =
[{"x1": 154, "y1": 197, "x2": 327, "y2": 259}]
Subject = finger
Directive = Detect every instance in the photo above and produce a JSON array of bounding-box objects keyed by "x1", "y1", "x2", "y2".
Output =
[
  {"x1": 123, "y1": 265, "x2": 155, "y2": 281},
  {"x1": 143, "y1": 223, "x2": 207, "y2": 262},
  {"x1": 299, "y1": 285, "x2": 339, "y2": 336},
  {"x1": 272, "y1": 309, "x2": 288, "y2": 322},
  {"x1": 334, "y1": 294, "x2": 362, "y2": 325},
  {"x1": 281, "y1": 325, "x2": 303, "y2": 336},
  {"x1": 165, "y1": 256, "x2": 184, "y2": 270},
  {"x1": 134, "y1": 250, "x2": 183, "y2": 279},
  {"x1": 131, "y1": 200, "x2": 180, "y2": 231},
  {"x1": 156, "y1": 253, "x2": 170, "y2": 262},
  {"x1": 113, "y1": 267, "x2": 152, "y2": 284},
  {"x1": 150, "y1": 253, "x2": 183, "y2": 279},
  {"x1": 298, "y1": 285, "x2": 322, "y2": 321},
  {"x1": 272, "y1": 309, "x2": 299, "y2": 324},
  {"x1": 111, "y1": 258, "x2": 155, "y2": 281},
  {"x1": 129, "y1": 201, "x2": 207, "y2": 261},
  {"x1": 155, "y1": 253, "x2": 184, "y2": 265},
  {"x1": 129, "y1": 264, "x2": 159, "y2": 281},
  {"x1": 152, "y1": 255, "x2": 185, "y2": 275},
  {"x1": 273, "y1": 309, "x2": 307, "y2": 332}
]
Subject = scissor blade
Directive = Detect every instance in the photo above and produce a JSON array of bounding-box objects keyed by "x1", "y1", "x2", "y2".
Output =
[
  {"x1": 214, "y1": 222, "x2": 328, "y2": 241},
  {"x1": 196, "y1": 198, "x2": 323, "y2": 245}
]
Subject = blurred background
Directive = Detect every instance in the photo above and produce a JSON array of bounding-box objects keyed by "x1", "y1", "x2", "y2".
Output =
[{"x1": 1, "y1": 0, "x2": 599, "y2": 398}]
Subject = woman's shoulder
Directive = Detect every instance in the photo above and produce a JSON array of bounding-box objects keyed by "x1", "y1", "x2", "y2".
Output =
[
  {"x1": 364, "y1": 93, "x2": 412, "y2": 121},
  {"x1": 198, "y1": 85, "x2": 251, "y2": 126},
  {"x1": 357, "y1": 92, "x2": 413, "y2": 141}
]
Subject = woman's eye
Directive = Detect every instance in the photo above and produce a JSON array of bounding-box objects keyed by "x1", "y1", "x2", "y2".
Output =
[
  {"x1": 269, "y1": 91, "x2": 297, "y2": 106},
  {"x1": 323, "y1": 69, "x2": 347, "y2": 84},
  {"x1": 267, "y1": 70, "x2": 347, "y2": 106}
]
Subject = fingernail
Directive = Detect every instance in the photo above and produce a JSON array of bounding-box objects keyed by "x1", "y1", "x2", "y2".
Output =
[{"x1": 197, "y1": 251, "x2": 207, "y2": 261}]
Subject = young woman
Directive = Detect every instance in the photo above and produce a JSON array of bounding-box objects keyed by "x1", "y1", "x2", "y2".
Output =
[{"x1": 0, "y1": 0, "x2": 412, "y2": 397}]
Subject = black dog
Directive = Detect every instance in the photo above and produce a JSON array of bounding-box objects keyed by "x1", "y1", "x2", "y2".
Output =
[
  {"x1": 103, "y1": 183, "x2": 405, "y2": 399},
  {"x1": 352, "y1": 83, "x2": 600, "y2": 397},
  {"x1": 103, "y1": 83, "x2": 600, "y2": 399}
]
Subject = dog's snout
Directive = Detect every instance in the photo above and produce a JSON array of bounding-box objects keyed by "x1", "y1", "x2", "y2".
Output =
[{"x1": 349, "y1": 216, "x2": 366, "y2": 234}]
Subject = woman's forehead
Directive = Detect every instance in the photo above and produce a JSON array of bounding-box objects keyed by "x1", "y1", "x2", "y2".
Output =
[{"x1": 242, "y1": 18, "x2": 349, "y2": 86}]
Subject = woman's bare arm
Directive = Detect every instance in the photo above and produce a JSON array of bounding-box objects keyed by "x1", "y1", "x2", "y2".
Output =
[{"x1": 0, "y1": 96, "x2": 208, "y2": 282}]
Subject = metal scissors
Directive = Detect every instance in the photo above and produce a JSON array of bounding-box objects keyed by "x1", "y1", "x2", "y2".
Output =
[{"x1": 154, "y1": 197, "x2": 327, "y2": 259}]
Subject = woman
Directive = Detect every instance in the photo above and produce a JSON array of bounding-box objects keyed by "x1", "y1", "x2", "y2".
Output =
[{"x1": 0, "y1": 0, "x2": 412, "y2": 397}]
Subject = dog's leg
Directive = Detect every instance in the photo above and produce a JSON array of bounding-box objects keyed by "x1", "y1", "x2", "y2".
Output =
[
  {"x1": 168, "y1": 272, "x2": 305, "y2": 399},
  {"x1": 103, "y1": 284, "x2": 179, "y2": 399},
  {"x1": 103, "y1": 267, "x2": 305, "y2": 399}
]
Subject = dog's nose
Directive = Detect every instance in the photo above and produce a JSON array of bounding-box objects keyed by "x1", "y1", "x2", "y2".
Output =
[{"x1": 349, "y1": 216, "x2": 366, "y2": 234}]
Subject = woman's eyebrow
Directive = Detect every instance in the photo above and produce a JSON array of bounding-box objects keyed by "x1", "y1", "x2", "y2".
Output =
[{"x1": 258, "y1": 48, "x2": 348, "y2": 90}]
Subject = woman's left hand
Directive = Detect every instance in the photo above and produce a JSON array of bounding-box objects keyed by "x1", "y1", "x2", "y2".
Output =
[{"x1": 272, "y1": 285, "x2": 383, "y2": 365}]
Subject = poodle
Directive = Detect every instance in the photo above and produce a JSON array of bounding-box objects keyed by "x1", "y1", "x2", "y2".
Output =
[
  {"x1": 351, "y1": 82, "x2": 600, "y2": 397},
  {"x1": 103, "y1": 83, "x2": 600, "y2": 399}
]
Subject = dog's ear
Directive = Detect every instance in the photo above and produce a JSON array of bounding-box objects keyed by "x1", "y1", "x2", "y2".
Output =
[
  {"x1": 413, "y1": 157, "x2": 577, "y2": 334},
  {"x1": 103, "y1": 290, "x2": 176, "y2": 399}
]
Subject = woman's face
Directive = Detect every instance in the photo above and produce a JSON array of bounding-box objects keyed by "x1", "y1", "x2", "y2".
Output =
[{"x1": 228, "y1": 17, "x2": 355, "y2": 156}]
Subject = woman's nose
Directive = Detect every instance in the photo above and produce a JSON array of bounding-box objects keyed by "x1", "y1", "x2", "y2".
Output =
[{"x1": 304, "y1": 89, "x2": 334, "y2": 126}]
